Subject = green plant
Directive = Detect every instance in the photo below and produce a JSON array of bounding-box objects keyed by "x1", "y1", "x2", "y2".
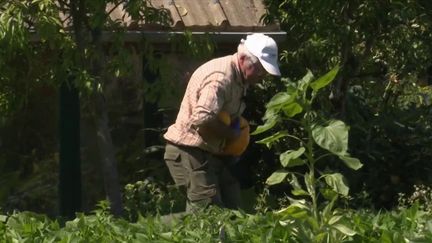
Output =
[
  {"x1": 2, "y1": 205, "x2": 432, "y2": 242},
  {"x1": 398, "y1": 184, "x2": 432, "y2": 214},
  {"x1": 252, "y1": 67, "x2": 363, "y2": 241},
  {"x1": 123, "y1": 179, "x2": 185, "y2": 221},
  {"x1": 343, "y1": 76, "x2": 432, "y2": 209},
  {"x1": 261, "y1": 0, "x2": 432, "y2": 209}
]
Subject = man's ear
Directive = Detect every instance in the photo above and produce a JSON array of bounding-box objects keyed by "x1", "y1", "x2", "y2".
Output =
[
  {"x1": 239, "y1": 55, "x2": 247, "y2": 68},
  {"x1": 238, "y1": 54, "x2": 246, "y2": 67}
]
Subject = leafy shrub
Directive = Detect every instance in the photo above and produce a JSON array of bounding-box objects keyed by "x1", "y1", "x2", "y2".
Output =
[
  {"x1": 2, "y1": 205, "x2": 432, "y2": 242},
  {"x1": 399, "y1": 184, "x2": 432, "y2": 213},
  {"x1": 252, "y1": 67, "x2": 364, "y2": 241},
  {"x1": 123, "y1": 178, "x2": 186, "y2": 221},
  {"x1": 346, "y1": 79, "x2": 432, "y2": 209}
]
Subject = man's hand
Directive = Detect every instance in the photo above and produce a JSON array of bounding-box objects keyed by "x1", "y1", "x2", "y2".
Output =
[
  {"x1": 230, "y1": 117, "x2": 241, "y2": 138},
  {"x1": 230, "y1": 117, "x2": 240, "y2": 130}
]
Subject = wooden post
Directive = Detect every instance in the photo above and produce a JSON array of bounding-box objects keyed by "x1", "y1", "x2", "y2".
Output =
[{"x1": 59, "y1": 80, "x2": 81, "y2": 219}]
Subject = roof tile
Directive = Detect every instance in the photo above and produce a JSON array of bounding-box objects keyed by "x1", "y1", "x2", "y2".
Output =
[
  {"x1": 58, "y1": 0, "x2": 279, "y2": 32},
  {"x1": 113, "y1": 0, "x2": 277, "y2": 31}
]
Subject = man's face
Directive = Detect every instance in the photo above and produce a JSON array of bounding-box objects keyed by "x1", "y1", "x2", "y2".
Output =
[{"x1": 241, "y1": 57, "x2": 267, "y2": 85}]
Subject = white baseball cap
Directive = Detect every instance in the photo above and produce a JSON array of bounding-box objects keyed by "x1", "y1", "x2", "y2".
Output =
[{"x1": 243, "y1": 33, "x2": 281, "y2": 76}]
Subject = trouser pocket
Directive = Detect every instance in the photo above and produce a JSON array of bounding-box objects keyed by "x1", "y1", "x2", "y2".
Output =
[
  {"x1": 184, "y1": 148, "x2": 221, "y2": 204},
  {"x1": 164, "y1": 144, "x2": 186, "y2": 186}
]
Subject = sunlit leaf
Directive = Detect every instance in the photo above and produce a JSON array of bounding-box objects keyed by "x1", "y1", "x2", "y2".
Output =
[
  {"x1": 291, "y1": 189, "x2": 309, "y2": 196},
  {"x1": 255, "y1": 130, "x2": 289, "y2": 148},
  {"x1": 262, "y1": 107, "x2": 278, "y2": 121},
  {"x1": 324, "y1": 173, "x2": 349, "y2": 196},
  {"x1": 332, "y1": 223, "x2": 357, "y2": 236},
  {"x1": 280, "y1": 147, "x2": 305, "y2": 167},
  {"x1": 266, "y1": 170, "x2": 289, "y2": 185},
  {"x1": 251, "y1": 117, "x2": 277, "y2": 135},
  {"x1": 321, "y1": 190, "x2": 339, "y2": 206},
  {"x1": 304, "y1": 172, "x2": 314, "y2": 196},
  {"x1": 310, "y1": 65, "x2": 339, "y2": 92},
  {"x1": 328, "y1": 215, "x2": 342, "y2": 225},
  {"x1": 322, "y1": 194, "x2": 337, "y2": 219},
  {"x1": 276, "y1": 204, "x2": 309, "y2": 219},
  {"x1": 338, "y1": 154, "x2": 363, "y2": 170},
  {"x1": 287, "y1": 173, "x2": 308, "y2": 196},
  {"x1": 312, "y1": 120, "x2": 348, "y2": 154},
  {"x1": 282, "y1": 102, "x2": 303, "y2": 117},
  {"x1": 265, "y1": 92, "x2": 295, "y2": 109},
  {"x1": 314, "y1": 232, "x2": 328, "y2": 242},
  {"x1": 297, "y1": 69, "x2": 314, "y2": 93}
]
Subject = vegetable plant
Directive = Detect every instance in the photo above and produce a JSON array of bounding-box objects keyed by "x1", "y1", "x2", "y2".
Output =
[{"x1": 252, "y1": 66, "x2": 363, "y2": 241}]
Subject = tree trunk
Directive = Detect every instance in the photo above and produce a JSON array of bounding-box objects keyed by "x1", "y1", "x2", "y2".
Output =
[
  {"x1": 94, "y1": 93, "x2": 123, "y2": 216},
  {"x1": 69, "y1": 0, "x2": 123, "y2": 217},
  {"x1": 91, "y1": 26, "x2": 123, "y2": 217}
]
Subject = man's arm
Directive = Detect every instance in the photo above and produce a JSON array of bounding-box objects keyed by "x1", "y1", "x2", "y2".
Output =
[
  {"x1": 196, "y1": 115, "x2": 240, "y2": 141},
  {"x1": 190, "y1": 79, "x2": 240, "y2": 141}
]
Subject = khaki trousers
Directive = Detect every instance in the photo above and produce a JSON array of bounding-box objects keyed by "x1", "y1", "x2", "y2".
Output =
[{"x1": 164, "y1": 142, "x2": 242, "y2": 211}]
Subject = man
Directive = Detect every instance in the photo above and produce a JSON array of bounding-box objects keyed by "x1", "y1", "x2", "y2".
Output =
[{"x1": 163, "y1": 33, "x2": 281, "y2": 211}]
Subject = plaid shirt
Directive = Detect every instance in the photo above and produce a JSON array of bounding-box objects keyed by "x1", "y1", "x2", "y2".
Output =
[{"x1": 164, "y1": 54, "x2": 247, "y2": 153}]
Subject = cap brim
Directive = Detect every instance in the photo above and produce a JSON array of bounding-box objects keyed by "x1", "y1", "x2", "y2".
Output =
[{"x1": 259, "y1": 58, "x2": 281, "y2": 76}]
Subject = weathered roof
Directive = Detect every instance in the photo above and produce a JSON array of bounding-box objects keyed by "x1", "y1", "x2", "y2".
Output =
[
  {"x1": 52, "y1": 0, "x2": 285, "y2": 44},
  {"x1": 105, "y1": 0, "x2": 279, "y2": 32}
]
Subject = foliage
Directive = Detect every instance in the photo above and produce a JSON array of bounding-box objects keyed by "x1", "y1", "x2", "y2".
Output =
[
  {"x1": 1, "y1": 205, "x2": 432, "y2": 242},
  {"x1": 252, "y1": 67, "x2": 363, "y2": 241},
  {"x1": 399, "y1": 184, "x2": 432, "y2": 214},
  {"x1": 0, "y1": 0, "x2": 432, "y2": 218},
  {"x1": 345, "y1": 77, "x2": 432, "y2": 208},
  {"x1": 0, "y1": 0, "x2": 210, "y2": 214},
  {"x1": 0, "y1": 81, "x2": 59, "y2": 215},
  {"x1": 264, "y1": 0, "x2": 432, "y2": 78},
  {"x1": 123, "y1": 179, "x2": 185, "y2": 221},
  {"x1": 0, "y1": 0, "x2": 64, "y2": 119},
  {"x1": 259, "y1": 0, "x2": 432, "y2": 209},
  {"x1": 1, "y1": 155, "x2": 59, "y2": 217}
]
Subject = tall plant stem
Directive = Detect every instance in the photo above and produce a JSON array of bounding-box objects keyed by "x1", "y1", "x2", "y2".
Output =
[{"x1": 304, "y1": 119, "x2": 319, "y2": 221}]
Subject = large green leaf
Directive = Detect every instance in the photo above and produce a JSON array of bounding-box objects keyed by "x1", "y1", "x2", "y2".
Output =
[
  {"x1": 266, "y1": 170, "x2": 289, "y2": 185},
  {"x1": 338, "y1": 154, "x2": 363, "y2": 170},
  {"x1": 276, "y1": 204, "x2": 309, "y2": 219},
  {"x1": 282, "y1": 102, "x2": 303, "y2": 118},
  {"x1": 322, "y1": 195, "x2": 337, "y2": 219},
  {"x1": 291, "y1": 188, "x2": 309, "y2": 196},
  {"x1": 251, "y1": 117, "x2": 277, "y2": 135},
  {"x1": 314, "y1": 233, "x2": 329, "y2": 242},
  {"x1": 255, "y1": 130, "x2": 289, "y2": 148},
  {"x1": 297, "y1": 69, "x2": 314, "y2": 93},
  {"x1": 262, "y1": 106, "x2": 278, "y2": 121},
  {"x1": 312, "y1": 120, "x2": 348, "y2": 154},
  {"x1": 310, "y1": 65, "x2": 340, "y2": 92},
  {"x1": 287, "y1": 173, "x2": 309, "y2": 196},
  {"x1": 280, "y1": 147, "x2": 306, "y2": 167},
  {"x1": 324, "y1": 173, "x2": 349, "y2": 196},
  {"x1": 265, "y1": 92, "x2": 295, "y2": 109},
  {"x1": 328, "y1": 215, "x2": 343, "y2": 225},
  {"x1": 304, "y1": 172, "x2": 315, "y2": 196},
  {"x1": 332, "y1": 223, "x2": 357, "y2": 236}
]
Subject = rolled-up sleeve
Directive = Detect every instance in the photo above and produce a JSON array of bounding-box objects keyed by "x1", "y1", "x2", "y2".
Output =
[{"x1": 190, "y1": 79, "x2": 225, "y2": 127}]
